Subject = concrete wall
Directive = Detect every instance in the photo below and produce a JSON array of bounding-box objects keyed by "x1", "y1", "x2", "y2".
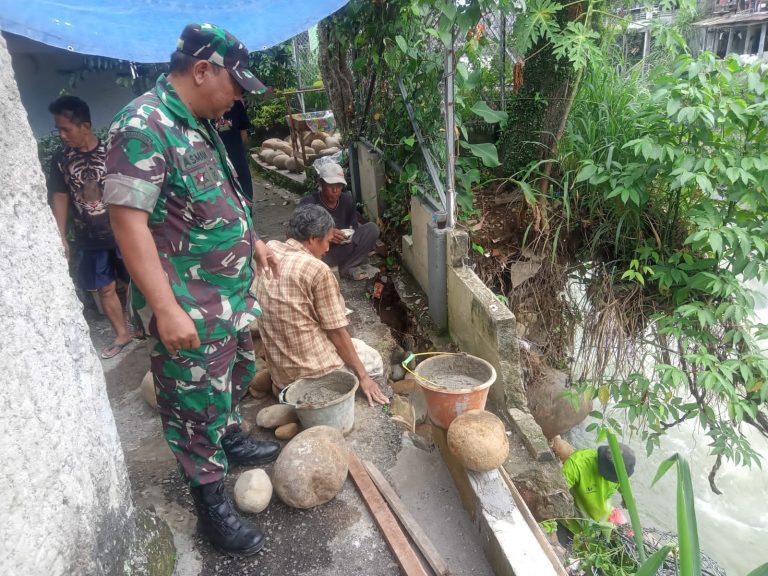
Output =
[
  {"x1": 445, "y1": 231, "x2": 529, "y2": 416},
  {"x1": 401, "y1": 195, "x2": 433, "y2": 294},
  {"x1": 356, "y1": 140, "x2": 386, "y2": 222},
  {"x1": 398, "y1": 192, "x2": 572, "y2": 522},
  {"x1": 0, "y1": 35, "x2": 139, "y2": 575},
  {"x1": 4, "y1": 32, "x2": 133, "y2": 138}
]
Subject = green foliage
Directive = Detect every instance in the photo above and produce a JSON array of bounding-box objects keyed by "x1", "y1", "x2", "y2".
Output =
[
  {"x1": 248, "y1": 42, "x2": 296, "y2": 90},
  {"x1": 543, "y1": 51, "x2": 768, "y2": 469},
  {"x1": 325, "y1": 0, "x2": 510, "y2": 220},
  {"x1": 607, "y1": 432, "x2": 646, "y2": 563},
  {"x1": 247, "y1": 98, "x2": 288, "y2": 132},
  {"x1": 636, "y1": 545, "x2": 676, "y2": 576},
  {"x1": 37, "y1": 134, "x2": 64, "y2": 181},
  {"x1": 497, "y1": 48, "x2": 565, "y2": 176},
  {"x1": 569, "y1": 521, "x2": 639, "y2": 576},
  {"x1": 652, "y1": 454, "x2": 701, "y2": 576},
  {"x1": 747, "y1": 563, "x2": 768, "y2": 576}
]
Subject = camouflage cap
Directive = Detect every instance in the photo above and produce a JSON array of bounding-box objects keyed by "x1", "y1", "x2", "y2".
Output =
[{"x1": 176, "y1": 23, "x2": 266, "y2": 94}]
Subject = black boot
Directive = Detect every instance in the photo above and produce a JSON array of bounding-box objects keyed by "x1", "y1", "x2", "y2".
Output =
[
  {"x1": 190, "y1": 481, "x2": 265, "y2": 556},
  {"x1": 221, "y1": 429, "x2": 281, "y2": 466}
]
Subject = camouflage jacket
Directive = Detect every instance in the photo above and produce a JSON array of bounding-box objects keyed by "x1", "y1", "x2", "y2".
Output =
[{"x1": 103, "y1": 74, "x2": 259, "y2": 342}]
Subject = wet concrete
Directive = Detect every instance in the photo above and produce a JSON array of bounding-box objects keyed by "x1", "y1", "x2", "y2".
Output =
[{"x1": 86, "y1": 173, "x2": 493, "y2": 576}]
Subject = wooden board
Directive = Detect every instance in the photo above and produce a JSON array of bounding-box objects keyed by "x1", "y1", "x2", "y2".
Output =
[
  {"x1": 348, "y1": 452, "x2": 430, "y2": 576},
  {"x1": 364, "y1": 460, "x2": 451, "y2": 576}
]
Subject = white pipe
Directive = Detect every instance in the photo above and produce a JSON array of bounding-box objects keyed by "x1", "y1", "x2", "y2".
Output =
[{"x1": 444, "y1": 15, "x2": 456, "y2": 229}]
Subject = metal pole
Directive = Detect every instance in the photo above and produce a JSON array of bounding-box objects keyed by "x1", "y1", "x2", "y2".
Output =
[
  {"x1": 398, "y1": 78, "x2": 447, "y2": 209},
  {"x1": 500, "y1": 10, "x2": 506, "y2": 113},
  {"x1": 444, "y1": 15, "x2": 456, "y2": 229},
  {"x1": 292, "y1": 36, "x2": 306, "y2": 113}
]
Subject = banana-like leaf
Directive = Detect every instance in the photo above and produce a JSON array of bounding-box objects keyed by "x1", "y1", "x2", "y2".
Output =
[
  {"x1": 636, "y1": 545, "x2": 675, "y2": 576},
  {"x1": 470, "y1": 101, "x2": 508, "y2": 127},
  {"x1": 461, "y1": 141, "x2": 501, "y2": 167},
  {"x1": 654, "y1": 453, "x2": 701, "y2": 576},
  {"x1": 607, "y1": 432, "x2": 646, "y2": 562},
  {"x1": 747, "y1": 563, "x2": 768, "y2": 576}
]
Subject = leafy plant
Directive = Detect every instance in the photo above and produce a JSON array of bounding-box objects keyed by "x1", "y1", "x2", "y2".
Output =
[
  {"x1": 607, "y1": 432, "x2": 646, "y2": 563},
  {"x1": 747, "y1": 563, "x2": 768, "y2": 576},
  {"x1": 651, "y1": 453, "x2": 700, "y2": 576},
  {"x1": 569, "y1": 520, "x2": 639, "y2": 576},
  {"x1": 321, "y1": 0, "x2": 511, "y2": 217},
  {"x1": 249, "y1": 41, "x2": 296, "y2": 90},
  {"x1": 535, "y1": 51, "x2": 768, "y2": 477},
  {"x1": 247, "y1": 97, "x2": 288, "y2": 133}
]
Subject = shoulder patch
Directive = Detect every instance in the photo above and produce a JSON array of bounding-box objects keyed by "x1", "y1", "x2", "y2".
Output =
[{"x1": 118, "y1": 129, "x2": 155, "y2": 148}]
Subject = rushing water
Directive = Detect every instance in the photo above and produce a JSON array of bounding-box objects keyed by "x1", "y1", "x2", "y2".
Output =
[
  {"x1": 567, "y1": 417, "x2": 768, "y2": 575},
  {"x1": 560, "y1": 279, "x2": 768, "y2": 574}
]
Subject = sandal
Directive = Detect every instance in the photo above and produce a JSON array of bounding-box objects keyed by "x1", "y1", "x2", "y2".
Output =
[{"x1": 101, "y1": 341, "x2": 130, "y2": 359}]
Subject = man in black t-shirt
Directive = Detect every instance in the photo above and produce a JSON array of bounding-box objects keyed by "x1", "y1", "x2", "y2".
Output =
[
  {"x1": 48, "y1": 96, "x2": 133, "y2": 359},
  {"x1": 299, "y1": 161, "x2": 379, "y2": 278},
  {"x1": 214, "y1": 100, "x2": 254, "y2": 201}
]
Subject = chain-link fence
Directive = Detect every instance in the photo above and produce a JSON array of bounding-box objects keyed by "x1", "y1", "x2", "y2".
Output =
[{"x1": 290, "y1": 28, "x2": 323, "y2": 112}]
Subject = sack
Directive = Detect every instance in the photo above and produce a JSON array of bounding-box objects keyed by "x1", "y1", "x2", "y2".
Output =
[{"x1": 351, "y1": 338, "x2": 384, "y2": 379}]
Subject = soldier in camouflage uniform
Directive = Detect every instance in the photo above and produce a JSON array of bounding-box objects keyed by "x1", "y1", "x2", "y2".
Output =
[{"x1": 103, "y1": 23, "x2": 279, "y2": 557}]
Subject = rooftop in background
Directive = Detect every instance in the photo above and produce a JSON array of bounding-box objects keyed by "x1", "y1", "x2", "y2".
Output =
[{"x1": 693, "y1": 10, "x2": 768, "y2": 26}]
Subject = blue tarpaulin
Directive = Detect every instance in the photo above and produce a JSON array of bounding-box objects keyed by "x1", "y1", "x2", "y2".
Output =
[{"x1": 0, "y1": 1, "x2": 348, "y2": 62}]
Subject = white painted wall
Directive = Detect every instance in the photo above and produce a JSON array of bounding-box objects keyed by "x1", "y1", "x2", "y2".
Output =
[
  {"x1": 0, "y1": 34, "x2": 138, "y2": 575},
  {"x1": 4, "y1": 32, "x2": 134, "y2": 138}
]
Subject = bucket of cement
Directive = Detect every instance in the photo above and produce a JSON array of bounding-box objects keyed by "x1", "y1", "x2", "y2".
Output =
[
  {"x1": 279, "y1": 370, "x2": 359, "y2": 435},
  {"x1": 411, "y1": 353, "x2": 496, "y2": 429}
]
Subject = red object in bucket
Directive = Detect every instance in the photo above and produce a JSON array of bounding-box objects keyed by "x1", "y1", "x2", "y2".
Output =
[{"x1": 411, "y1": 354, "x2": 497, "y2": 429}]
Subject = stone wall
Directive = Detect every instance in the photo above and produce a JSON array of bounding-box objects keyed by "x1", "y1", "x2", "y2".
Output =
[{"x1": 0, "y1": 35, "x2": 140, "y2": 575}]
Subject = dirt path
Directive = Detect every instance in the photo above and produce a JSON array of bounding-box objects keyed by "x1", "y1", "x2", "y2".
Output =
[{"x1": 89, "y1": 172, "x2": 492, "y2": 576}]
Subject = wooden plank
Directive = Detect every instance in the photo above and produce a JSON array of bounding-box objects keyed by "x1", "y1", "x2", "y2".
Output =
[
  {"x1": 364, "y1": 460, "x2": 451, "y2": 576},
  {"x1": 348, "y1": 452, "x2": 430, "y2": 576}
]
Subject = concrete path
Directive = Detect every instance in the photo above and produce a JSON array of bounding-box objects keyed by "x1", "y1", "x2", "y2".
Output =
[{"x1": 85, "y1": 174, "x2": 492, "y2": 576}]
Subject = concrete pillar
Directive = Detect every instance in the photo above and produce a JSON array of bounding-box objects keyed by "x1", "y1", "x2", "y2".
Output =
[
  {"x1": 726, "y1": 28, "x2": 734, "y2": 55},
  {"x1": 745, "y1": 26, "x2": 754, "y2": 54},
  {"x1": 758, "y1": 23, "x2": 767, "y2": 57},
  {"x1": 0, "y1": 35, "x2": 161, "y2": 575}
]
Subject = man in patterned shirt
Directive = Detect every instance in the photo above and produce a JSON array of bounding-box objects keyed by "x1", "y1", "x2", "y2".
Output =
[
  {"x1": 104, "y1": 23, "x2": 279, "y2": 556},
  {"x1": 48, "y1": 96, "x2": 134, "y2": 359},
  {"x1": 254, "y1": 204, "x2": 389, "y2": 406}
]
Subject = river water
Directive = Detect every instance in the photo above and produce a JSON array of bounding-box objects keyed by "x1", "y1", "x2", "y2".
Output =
[
  {"x1": 561, "y1": 281, "x2": 768, "y2": 575},
  {"x1": 568, "y1": 419, "x2": 768, "y2": 575}
]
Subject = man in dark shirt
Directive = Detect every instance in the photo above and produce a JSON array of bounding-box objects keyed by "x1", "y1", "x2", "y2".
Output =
[
  {"x1": 299, "y1": 161, "x2": 379, "y2": 278},
  {"x1": 48, "y1": 96, "x2": 132, "y2": 359},
  {"x1": 214, "y1": 99, "x2": 253, "y2": 201}
]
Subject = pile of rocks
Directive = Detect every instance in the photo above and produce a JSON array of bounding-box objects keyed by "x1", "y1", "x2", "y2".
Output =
[
  {"x1": 138, "y1": 370, "x2": 350, "y2": 516},
  {"x1": 256, "y1": 132, "x2": 341, "y2": 174},
  {"x1": 233, "y1": 424, "x2": 349, "y2": 514}
]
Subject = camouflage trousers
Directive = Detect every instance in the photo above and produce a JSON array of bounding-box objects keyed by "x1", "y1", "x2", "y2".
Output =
[{"x1": 150, "y1": 330, "x2": 256, "y2": 486}]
